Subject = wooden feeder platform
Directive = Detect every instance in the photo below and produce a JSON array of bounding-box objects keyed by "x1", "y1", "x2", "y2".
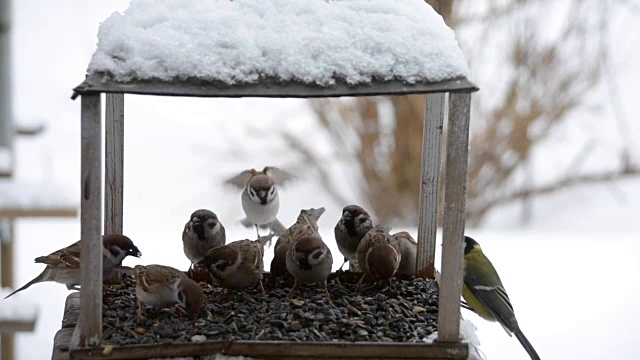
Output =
[{"x1": 53, "y1": 272, "x2": 468, "y2": 360}]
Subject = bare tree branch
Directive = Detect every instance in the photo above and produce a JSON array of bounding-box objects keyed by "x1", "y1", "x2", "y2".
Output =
[{"x1": 471, "y1": 166, "x2": 640, "y2": 225}]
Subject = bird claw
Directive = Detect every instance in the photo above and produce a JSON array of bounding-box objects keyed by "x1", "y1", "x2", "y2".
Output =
[
  {"x1": 173, "y1": 305, "x2": 188, "y2": 316},
  {"x1": 355, "y1": 273, "x2": 366, "y2": 291},
  {"x1": 259, "y1": 280, "x2": 267, "y2": 296},
  {"x1": 287, "y1": 278, "x2": 299, "y2": 299}
]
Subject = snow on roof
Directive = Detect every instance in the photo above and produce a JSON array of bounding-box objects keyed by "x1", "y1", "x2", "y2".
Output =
[
  {"x1": 87, "y1": 0, "x2": 470, "y2": 86},
  {"x1": 0, "y1": 179, "x2": 77, "y2": 212},
  {"x1": 0, "y1": 287, "x2": 39, "y2": 322}
]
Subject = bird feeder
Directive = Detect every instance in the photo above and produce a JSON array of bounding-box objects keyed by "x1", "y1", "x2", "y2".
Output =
[{"x1": 59, "y1": 0, "x2": 478, "y2": 358}]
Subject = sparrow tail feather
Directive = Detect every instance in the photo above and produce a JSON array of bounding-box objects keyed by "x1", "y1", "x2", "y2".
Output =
[
  {"x1": 268, "y1": 218, "x2": 287, "y2": 236},
  {"x1": 4, "y1": 269, "x2": 48, "y2": 299}
]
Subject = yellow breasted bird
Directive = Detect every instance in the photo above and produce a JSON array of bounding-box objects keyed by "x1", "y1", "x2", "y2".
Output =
[{"x1": 463, "y1": 236, "x2": 541, "y2": 360}]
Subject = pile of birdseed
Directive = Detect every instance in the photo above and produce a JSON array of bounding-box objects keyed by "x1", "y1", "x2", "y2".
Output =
[{"x1": 102, "y1": 272, "x2": 439, "y2": 345}]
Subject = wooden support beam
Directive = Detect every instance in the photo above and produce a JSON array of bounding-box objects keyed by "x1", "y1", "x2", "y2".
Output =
[
  {"x1": 437, "y1": 92, "x2": 471, "y2": 342},
  {"x1": 1, "y1": 219, "x2": 15, "y2": 360},
  {"x1": 74, "y1": 94, "x2": 103, "y2": 348},
  {"x1": 416, "y1": 93, "x2": 445, "y2": 278},
  {"x1": 69, "y1": 341, "x2": 468, "y2": 360},
  {"x1": 0, "y1": 209, "x2": 77, "y2": 218},
  {"x1": 0, "y1": 321, "x2": 36, "y2": 334},
  {"x1": 104, "y1": 93, "x2": 124, "y2": 235}
]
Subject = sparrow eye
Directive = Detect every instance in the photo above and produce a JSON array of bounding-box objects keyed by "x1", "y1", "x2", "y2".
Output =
[
  {"x1": 269, "y1": 187, "x2": 275, "y2": 195},
  {"x1": 249, "y1": 188, "x2": 256, "y2": 197},
  {"x1": 359, "y1": 218, "x2": 367, "y2": 224},
  {"x1": 207, "y1": 221, "x2": 216, "y2": 229}
]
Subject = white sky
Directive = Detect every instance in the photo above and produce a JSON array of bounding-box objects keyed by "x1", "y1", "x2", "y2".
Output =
[{"x1": 5, "y1": 1, "x2": 640, "y2": 359}]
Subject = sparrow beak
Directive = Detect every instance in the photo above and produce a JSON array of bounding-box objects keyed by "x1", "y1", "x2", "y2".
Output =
[
  {"x1": 342, "y1": 212, "x2": 352, "y2": 222},
  {"x1": 129, "y1": 246, "x2": 142, "y2": 258},
  {"x1": 258, "y1": 191, "x2": 268, "y2": 205},
  {"x1": 192, "y1": 218, "x2": 205, "y2": 240}
]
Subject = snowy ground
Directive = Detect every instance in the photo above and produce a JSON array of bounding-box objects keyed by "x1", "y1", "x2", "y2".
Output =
[{"x1": 6, "y1": 1, "x2": 640, "y2": 359}]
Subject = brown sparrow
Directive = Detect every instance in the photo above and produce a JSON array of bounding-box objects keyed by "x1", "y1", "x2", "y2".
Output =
[
  {"x1": 4, "y1": 234, "x2": 141, "y2": 299},
  {"x1": 334, "y1": 205, "x2": 374, "y2": 271},
  {"x1": 356, "y1": 225, "x2": 400, "y2": 289},
  {"x1": 270, "y1": 207, "x2": 326, "y2": 277},
  {"x1": 286, "y1": 234, "x2": 333, "y2": 300},
  {"x1": 225, "y1": 166, "x2": 294, "y2": 238},
  {"x1": 392, "y1": 231, "x2": 417, "y2": 275},
  {"x1": 133, "y1": 264, "x2": 204, "y2": 320},
  {"x1": 182, "y1": 209, "x2": 226, "y2": 267},
  {"x1": 198, "y1": 235, "x2": 273, "y2": 293}
]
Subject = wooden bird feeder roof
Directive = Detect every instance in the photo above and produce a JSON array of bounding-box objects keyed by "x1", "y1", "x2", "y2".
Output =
[{"x1": 65, "y1": 0, "x2": 479, "y2": 358}]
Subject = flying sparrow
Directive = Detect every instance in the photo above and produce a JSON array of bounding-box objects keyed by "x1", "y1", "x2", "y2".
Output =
[
  {"x1": 334, "y1": 205, "x2": 374, "y2": 271},
  {"x1": 133, "y1": 264, "x2": 205, "y2": 320},
  {"x1": 4, "y1": 234, "x2": 141, "y2": 299},
  {"x1": 286, "y1": 234, "x2": 333, "y2": 300},
  {"x1": 356, "y1": 225, "x2": 400, "y2": 289},
  {"x1": 392, "y1": 231, "x2": 417, "y2": 275},
  {"x1": 270, "y1": 207, "x2": 326, "y2": 277},
  {"x1": 182, "y1": 209, "x2": 226, "y2": 267},
  {"x1": 225, "y1": 166, "x2": 294, "y2": 238},
  {"x1": 198, "y1": 235, "x2": 273, "y2": 294}
]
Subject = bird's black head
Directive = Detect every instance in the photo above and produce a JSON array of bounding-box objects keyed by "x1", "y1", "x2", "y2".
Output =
[
  {"x1": 463, "y1": 236, "x2": 479, "y2": 255},
  {"x1": 103, "y1": 234, "x2": 142, "y2": 258}
]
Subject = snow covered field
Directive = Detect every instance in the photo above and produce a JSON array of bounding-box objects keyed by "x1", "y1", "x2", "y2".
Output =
[{"x1": 6, "y1": 1, "x2": 640, "y2": 359}]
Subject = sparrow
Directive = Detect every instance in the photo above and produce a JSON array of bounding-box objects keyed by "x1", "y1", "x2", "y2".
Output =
[
  {"x1": 198, "y1": 235, "x2": 274, "y2": 294},
  {"x1": 133, "y1": 264, "x2": 205, "y2": 321},
  {"x1": 4, "y1": 234, "x2": 141, "y2": 299},
  {"x1": 355, "y1": 225, "x2": 400, "y2": 289},
  {"x1": 334, "y1": 205, "x2": 374, "y2": 271},
  {"x1": 391, "y1": 231, "x2": 417, "y2": 275},
  {"x1": 270, "y1": 207, "x2": 326, "y2": 277},
  {"x1": 225, "y1": 166, "x2": 294, "y2": 238},
  {"x1": 286, "y1": 234, "x2": 333, "y2": 300},
  {"x1": 182, "y1": 209, "x2": 226, "y2": 267}
]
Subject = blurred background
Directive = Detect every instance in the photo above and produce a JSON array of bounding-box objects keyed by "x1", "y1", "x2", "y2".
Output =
[{"x1": 1, "y1": 0, "x2": 639, "y2": 359}]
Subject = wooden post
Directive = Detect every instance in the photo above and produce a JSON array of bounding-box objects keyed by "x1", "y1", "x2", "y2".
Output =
[
  {"x1": 1, "y1": 219, "x2": 15, "y2": 360},
  {"x1": 437, "y1": 92, "x2": 471, "y2": 342},
  {"x1": 0, "y1": 0, "x2": 13, "y2": 159},
  {"x1": 416, "y1": 93, "x2": 445, "y2": 278},
  {"x1": 75, "y1": 94, "x2": 103, "y2": 348},
  {"x1": 105, "y1": 93, "x2": 124, "y2": 235}
]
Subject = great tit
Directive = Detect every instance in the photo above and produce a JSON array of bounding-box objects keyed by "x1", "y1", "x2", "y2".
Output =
[{"x1": 462, "y1": 236, "x2": 541, "y2": 360}]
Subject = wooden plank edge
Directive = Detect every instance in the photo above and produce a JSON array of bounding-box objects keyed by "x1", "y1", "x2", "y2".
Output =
[
  {"x1": 70, "y1": 341, "x2": 468, "y2": 359},
  {"x1": 72, "y1": 74, "x2": 479, "y2": 99},
  {"x1": 52, "y1": 328, "x2": 74, "y2": 360},
  {"x1": 62, "y1": 293, "x2": 81, "y2": 329},
  {"x1": 0, "y1": 320, "x2": 36, "y2": 333},
  {"x1": 0, "y1": 208, "x2": 77, "y2": 218}
]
